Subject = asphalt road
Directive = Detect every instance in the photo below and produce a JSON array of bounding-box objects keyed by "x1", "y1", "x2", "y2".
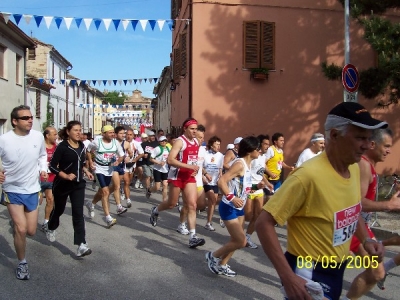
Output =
[{"x1": 0, "y1": 185, "x2": 399, "y2": 300}]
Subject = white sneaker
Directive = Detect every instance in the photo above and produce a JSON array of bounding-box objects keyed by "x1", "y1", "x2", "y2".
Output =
[
  {"x1": 120, "y1": 193, "x2": 125, "y2": 202},
  {"x1": 219, "y1": 218, "x2": 226, "y2": 228},
  {"x1": 134, "y1": 180, "x2": 140, "y2": 189},
  {"x1": 177, "y1": 223, "x2": 189, "y2": 235},
  {"x1": 204, "y1": 223, "x2": 215, "y2": 231},
  {"x1": 86, "y1": 201, "x2": 95, "y2": 218},
  {"x1": 246, "y1": 235, "x2": 258, "y2": 249},
  {"x1": 76, "y1": 243, "x2": 92, "y2": 257},
  {"x1": 126, "y1": 199, "x2": 132, "y2": 208},
  {"x1": 106, "y1": 218, "x2": 117, "y2": 228},
  {"x1": 46, "y1": 229, "x2": 56, "y2": 242}
]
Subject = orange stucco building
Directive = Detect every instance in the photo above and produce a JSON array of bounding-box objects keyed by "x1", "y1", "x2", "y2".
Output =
[{"x1": 169, "y1": 0, "x2": 400, "y2": 174}]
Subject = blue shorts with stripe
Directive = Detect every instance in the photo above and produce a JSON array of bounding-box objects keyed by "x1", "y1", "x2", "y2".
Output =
[{"x1": 1, "y1": 191, "x2": 40, "y2": 212}]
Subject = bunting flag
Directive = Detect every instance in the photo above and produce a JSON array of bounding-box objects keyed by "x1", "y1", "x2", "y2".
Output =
[
  {"x1": 1, "y1": 11, "x2": 187, "y2": 32},
  {"x1": 27, "y1": 76, "x2": 160, "y2": 86},
  {"x1": 76, "y1": 103, "x2": 149, "y2": 110}
]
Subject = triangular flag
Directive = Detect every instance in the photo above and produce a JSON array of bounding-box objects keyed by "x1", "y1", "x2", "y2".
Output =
[
  {"x1": 166, "y1": 20, "x2": 173, "y2": 31},
  {"x1": 103, "y1": 18, "x2": 111, "y2": 31},
  {"x1": 139, "y1": 79, "x2": 143, "y2": 84},
  {"x1": 39, "y1": 78, "x2": 44, "y2": 84},
  {"x1": 83, "y1": 18, "x2": 92, "y2": 30},
  {"x1": 118, "y1": 80, "x2": 122, "y2": 85},
  {"x1": 75, "y1": 18, "x2": 82, "y2": 28},
  {"x1": 139, "y1": 20, "x2": 148, "y2": 31},
  {"x1": 154, "y1": 78, "x2": 158, "y2": 83},
  {"x1": 70, "y1": 80, "x2": 76, "y2": 86},
  {"x1": 50, "y1": 78, "x2": 55, "y2": 84},
  {"x1": 134, "y1": 79, "x2": 137, "y2": 84},
  {"x1": 81, "y1": 80, "x2": 86, "y2": 85},
  {"x1": 55, "y1": 17, "x2": 63, "y2": 29},
  {"x1": 108, "y1": 80, "x2": 112, "y2": 86},
  {"x1": 149, "y1": 78, "x2": 153, "y2": 83},
  {"x1": 61, "y1": 79, "x2": 65, "y2": 85},
  {"x1": 128, "y1": 79, "x2": 132, "y2": 85},
  {"x1": 13, "y1": 14, "x2": 22, "y2": 25},
  {"x1": 103, "y1": 80, "x2": 107, "y2": 86},
  {"x1": 144, "y1": 78, "x2": 147, "y2": 83},
  {"x1": 92, "y1": 80, "x2": 97, "y2": 86},
  {"x1": 24, "y1": 15, "x2": 32, "y2": 25},
  {"x1": 123, "y1": 80, "x2": 127, "y2": 86},
  {"x1": 113, "y1": 80, "x2": 117, "y2": 85},
  {"x1": 2, "y1": 13, "x2": 11, "y2": 24},
  {"x1": 76, "y1": 80, "x2": 81, "y2": 86},
  {"x1": 131, "y1": 20, "x2": 138, "y2": 31},
  {"x1": 157, "y1": 20, "x2": 165, "y2": 31},
  {"x1": 66, "y1": 79, "x2": 71, "y2": 85},
  {"x1": 94, "y1": 19, "x2": 102, "y2": 30},
  {"x1": 148, "y1": 20, "x2": 156, "y2": 31},
  {"x1": 34, "y1": 15, "x2": 43, "y2": 27},
  {"x1": 112, "y1": 19, "x2": 120, "y2": 31},
  {"x1": 121, "y1": 19, "x2": 129, "y2": 31},
  {"x1": 87, "y1": 80, "x2": 91, "y2": 85},
  {"x1": 44, "y1": 16, "x2": 53, "y2": 29}
]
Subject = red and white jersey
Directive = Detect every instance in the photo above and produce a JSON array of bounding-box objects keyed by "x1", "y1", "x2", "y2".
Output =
[{"x1": 168, "y1": 135, "x2": 199, "y2": 180}]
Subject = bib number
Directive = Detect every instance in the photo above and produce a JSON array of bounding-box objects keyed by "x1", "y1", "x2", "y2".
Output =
[{"x1": 333, "y1": 203, "x2": 361, "y2": 247}]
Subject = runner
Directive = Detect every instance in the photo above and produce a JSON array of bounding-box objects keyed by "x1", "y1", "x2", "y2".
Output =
[
  {"x1": 223, "y1": 137, "x2": 241, "y2": 171},
  {"x1": 295, "y1": 133, "x2": 325, "y2": 167},
  {"x1": 149, "y1": 117, "x2": 206, "y2": 248},
  {"x1": 134, "y1": 133, "x2": 148, "y2": 189},
  {"x1": 149, "y1": 136, "x2": 170, "y2": 202},
  {"x1": 142, "y1": 131, "x2": 159, "y2": 198},
  {"x1": 86, "y1": 125, "x2": 125, "y2": 228},
  {"x1": 206, "y1": 136, "x2": 259, "y2": 277},
  {"x1": 203, "y1": 136, "x2": 224, "y2": 231},
  {"x1": 0, "y1": 105, "x2": 47, "y2": 280},
  {"x1": 255, "y1": 102, "x2": 386, "y2": 300},
  {"x1": 40, "y1": 127, "x2": 58, "y2": 231},
  {"x1": 46, "y1": 121, "x2": 94, "y2": 257}
]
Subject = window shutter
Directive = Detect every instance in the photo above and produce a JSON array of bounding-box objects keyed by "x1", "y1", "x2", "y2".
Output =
[
  {"x1": 35, "y1": 90, "x2": 41, "y2": 118},
  {"x1": 260, "y1": 21, "x2": 275, "y2": 70},
  {"x1": 173, "y1": 48, "x2": 181, "y2": 84},
  {"x1": 180, "y1": 32, "x2": 187, "y2": 76},
  {"x1": 171, "y1": 0, "x2": 177, "y2": 19},
  {"x1": 28, "y1": 48, "x2": 36, "y2": 60},
  {"x1": 243, "y1": 21, "x2": 260, "y2": 69}
]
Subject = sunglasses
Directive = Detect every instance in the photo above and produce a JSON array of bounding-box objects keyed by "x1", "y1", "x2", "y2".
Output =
[{"x1": 16, "y1": 116, "x2": 34, "y2": 120}]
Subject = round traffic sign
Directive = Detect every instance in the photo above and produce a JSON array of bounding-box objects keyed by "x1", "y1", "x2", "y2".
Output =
[{"x1": 342, "y1": 64, "x2": 360, "y2": 93}]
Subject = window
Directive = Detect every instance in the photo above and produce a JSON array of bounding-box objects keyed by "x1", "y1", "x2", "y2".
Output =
[
  {"x1": 173, "y1": 48, "x2": 181, "y2": 84},
  {"x1": 243, "y1": 21, "x2": 275, "y2": 70},
  {"x1": 35, "y1": 90, "x2": 41, "y2": 118},
  {"x1": 51, "y1": 63, "x2": 55, "y2": 78},
  {"x1": 59, "y1": 68, "x2": 62, "y2": 80},
  {"x1": 16, "y1": 54, "x2": 22, "y2": 84},
  {"x1": 171, "y1": 0, "x2": 182, "y2": 19},
  {"x1": 59, "y1": 109, "x2": 62, "y2": 125},
  {"x1": 28, "y1": 48, "x2": 36, "y2": 60},
  {"x1": 77, "y1": 86, "x2": 80, "y2": 98},
  {"x1": 51, "y1": 107, "x2": 54, "y2": 124},
  {"x1": 0, "y1": 45, "x2": 5, "y2": 78},
  {"x1": 180, "y1": 32, "x2": 187, "y2": 76}
]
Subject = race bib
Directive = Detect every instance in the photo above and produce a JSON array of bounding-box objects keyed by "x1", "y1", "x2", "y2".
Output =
[
  {"x1": 277, "y1": 160, "x2": 283, "y2": 171},
  {"x1": 333, "y1": 203, "x2": 361, "y2": 247},
  {"x1": 187, "y1": 155, "x2": 198, "y2": 165}
]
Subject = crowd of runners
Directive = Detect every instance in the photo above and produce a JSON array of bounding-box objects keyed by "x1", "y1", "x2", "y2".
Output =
[{"x1": 0, "y1": 102, "x2": 400, "y2": 300}]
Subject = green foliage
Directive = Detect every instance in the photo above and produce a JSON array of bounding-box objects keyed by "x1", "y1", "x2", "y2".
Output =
[
  {"x1": 103, "y1": 91, "x2": 128, "y2": 105},
  {"x1": 250, "y1": 68, "x2": 269, "y2": 75},
  {"x1": 321, "y1": 62, "x2": 342, "y2": 81},
  {"x1": 42, "y1": 100, "x2": 54, "y2": 130},
  {"x1": 358, "y1": 67, "x2": 389, "y2": 99}
]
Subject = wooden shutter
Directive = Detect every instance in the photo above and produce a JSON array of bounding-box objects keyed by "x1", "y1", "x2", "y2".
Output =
[
  {"x1": 261, "y1": 21, "x2": 275, "y2": 70},
  {"x1": 36, "y1": 90, "x2": 41, "y2": 118},
  {"x1": 171, "y1": 0, "x2": 176, "y2": 19},
  {"x1": 173, "y1": 48, "x2": 181, "y2": 84},
  {"x1": 180, "y1": 32, "x2": 187, "y2": 76},
  {"x1": 243, "y1": 21, "x2": 260, "y2": 69},
  {"x1": 28, "y1": 48, "x2": 36, "y2": 60}
]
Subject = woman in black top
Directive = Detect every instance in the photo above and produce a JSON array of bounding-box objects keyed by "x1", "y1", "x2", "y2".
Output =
[{"x1": 46, "y1": 120, "x2": 94, "y2": 257}]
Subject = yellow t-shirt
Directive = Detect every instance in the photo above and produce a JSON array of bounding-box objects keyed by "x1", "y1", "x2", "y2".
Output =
[
  {"x1": 264, "y1": 151, "x2": 361, "y2": 261},
  {"x1": 266, "y1": 146, "x2": 284, "y2": 180}
]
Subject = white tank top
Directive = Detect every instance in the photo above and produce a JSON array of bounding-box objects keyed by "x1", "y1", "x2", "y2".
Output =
[{"x1": 221, "y1": 158, "x2": 252, "y2": 210}]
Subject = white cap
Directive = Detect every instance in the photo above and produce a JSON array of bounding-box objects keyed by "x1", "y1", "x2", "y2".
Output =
[
  {"x1": 227, "y1": 144, "x2": 234, "y2": 150},
  {"x1": 133, "y1": 129, "x2": 139, "y2": 134},
  {"x1": 141, "y1": 133, "x2": 148, "y2": 138},
  {"x1": 233, "y1": 137, "x2": 243, "y2": 144},
  {"x1": 158, "y1": 136, "x2": 167, "y2": 142}
]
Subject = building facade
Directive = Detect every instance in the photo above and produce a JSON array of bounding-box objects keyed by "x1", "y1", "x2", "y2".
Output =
[
  {"x1": 153, "y1": 66, "x2": 172, "y2": 133},
  {"x1": 170, "y1": 0, "x2": 400, "y2": 173},
  {"x1": 0, "y1": 17, "x2": 35, "y2": 133}
]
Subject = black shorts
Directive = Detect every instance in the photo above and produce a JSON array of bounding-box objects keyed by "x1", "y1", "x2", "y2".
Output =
[
  {"x1": 153, "y1": 169, "x2": 168, "y2": 182},
  {"x1": 204, "y1": 185, "x2": 219, "y2": 194}
]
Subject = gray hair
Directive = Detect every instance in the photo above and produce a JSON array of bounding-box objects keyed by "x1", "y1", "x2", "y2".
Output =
[
  {"x1": 371, "y1": 128, "x2": 393, "y2": 145},
  {"x1": 324, "y1": 115, "x2": 349, "y2": 143}
]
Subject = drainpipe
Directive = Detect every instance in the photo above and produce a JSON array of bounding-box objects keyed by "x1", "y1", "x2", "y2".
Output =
[{"x1": 189, "y1": 0, "x2": 193, "y2": 117}]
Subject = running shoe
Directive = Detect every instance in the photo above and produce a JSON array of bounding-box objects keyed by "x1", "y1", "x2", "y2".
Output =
[
  {"x1": 204, "y1": 223, "x2": 215, "y2": 231},
  {"x1": 177, "y1": 223, "x2": 189, "y2": 235},
  {"x1": 86, "y1": 201, "x2": 95, "y2": 218},
  {"x1": 126, "y1": 199, "x2": 132, "y2": 208},
  {"x1": 377, "y1": 273, "x2": 389, "y2": 290},
  {"x1": 150, "y1": 206, "x2": 158, "y2": 227},
  {"x1": 134, "y1": 180, "x2": 140, "y2": 189},
  {"x1": 46, "y1": 229, "x2": 56, "y2": 242},
  {"x1": 146, "y1": 189, "x2": 151, "y2": 199},
  {"x1": 177, "y1": 205, "x2": 182, "y2": 213},
  {"x1": 246, "y1": 235, "x2": 258, "y2": 249},
  {"x1": 139, "y1": 183, "x2": 144, "y2": 189},
  {"x1": 76, "y1": 243, "x2": 92, "y2": 257},
  {"x1": 205, "y1": 252, "x2": 222, "y2": 275},
  {"x1": 220, "y1": 264, "x2": 237, "y2": 277},
  {"x1": 189, "y1": 235, "x2": 205, "y2": 248},
  {"x1": 120, "y1": 193, "x2": 126, "y2": 202},
  {"x1": 41, "y1": 222, "x2": 48, "y2": 232},
  {"x1": 106, "y1": 218, "x2": 117, "y2": 228},
  {"x1": 116, "y1": 206, "x2": 128, "y2": 215},
  {"x1": 16, "y1": 262, "x2": 30, "y2": 280},
  {"x1": 219, "y1": 218, "x2": 226, "y2": 228}
]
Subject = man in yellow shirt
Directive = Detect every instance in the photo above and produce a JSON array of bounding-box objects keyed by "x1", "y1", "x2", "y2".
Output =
[{"x1": 255, "y1": 102, "x2": 386, "y2": 300}]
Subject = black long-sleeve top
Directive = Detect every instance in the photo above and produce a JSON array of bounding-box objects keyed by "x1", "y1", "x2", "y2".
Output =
[{"x1": 49, "y1": 140, "x2": 86, "y2": 182}]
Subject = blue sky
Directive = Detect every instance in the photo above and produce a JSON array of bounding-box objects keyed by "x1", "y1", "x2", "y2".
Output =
[{"x1": 0, "y1": 0, "x2": 171, "y2": 98}]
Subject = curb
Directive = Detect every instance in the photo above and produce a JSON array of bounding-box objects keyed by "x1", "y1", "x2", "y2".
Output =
[{"x1": 371, "y1": 227, "x2": 399, "y2": 241}]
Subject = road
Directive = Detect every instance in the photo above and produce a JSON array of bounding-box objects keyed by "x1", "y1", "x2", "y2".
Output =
[{"x1": 0, "y1": 185, "x2": 399, "y2": 299}]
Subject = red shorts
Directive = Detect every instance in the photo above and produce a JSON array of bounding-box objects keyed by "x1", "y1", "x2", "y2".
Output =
[
  {"x1": 350, "y1": 223, "x2": 375, "y2": 253},
  {"x1": 168, "y1": 176, "x2": 196, "y2": 189}
]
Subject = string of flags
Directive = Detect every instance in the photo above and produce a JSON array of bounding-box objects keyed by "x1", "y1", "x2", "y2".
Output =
[
  {"x1": 32, "y1": 77, "x2": 159, "y2": 86},
  {"x1": 1, "y1": 12, "x2": 190, "y2": 31},
  {"x1": 77, "y1": 104, "x2": 150, "y2": 109}
]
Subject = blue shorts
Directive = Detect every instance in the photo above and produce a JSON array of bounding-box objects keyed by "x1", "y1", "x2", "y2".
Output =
[
  {"x1": 40, "y1": 181, "x2": 53, "y2": 192},
  {"x1": 1, "y1": 191, "x2": 40, "y2": 212},
  {"x1": 113, "y1": 165, "x2": 125, "y2": 176},
  {"x1": 218, "y1": 200, "x2": 244, "y2": 221},
  {"x1": 96, "y1": 173, "x2": 112, "y2": 188},
  {"x1": 204, "y1": 185, "x2": 219, "y2": 194},
  {"x1": 270, "y1": 179, "x2": 282, "y2": 190},
  {"x1": 284, "y1": 251, "x2": 346, "y2": 300}
]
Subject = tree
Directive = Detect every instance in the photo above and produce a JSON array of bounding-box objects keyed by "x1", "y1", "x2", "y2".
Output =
[
  {"x1": 322, "y1": 1, "x2": 400, "y2": 107},
  {"x1": 103, "y1": 90, "x2": 128, "y2": 105}
]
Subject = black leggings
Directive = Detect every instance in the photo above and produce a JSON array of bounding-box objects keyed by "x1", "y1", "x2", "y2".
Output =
[{"x1": 48, "y1": 179, "x2": 86, "y2": 245}]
